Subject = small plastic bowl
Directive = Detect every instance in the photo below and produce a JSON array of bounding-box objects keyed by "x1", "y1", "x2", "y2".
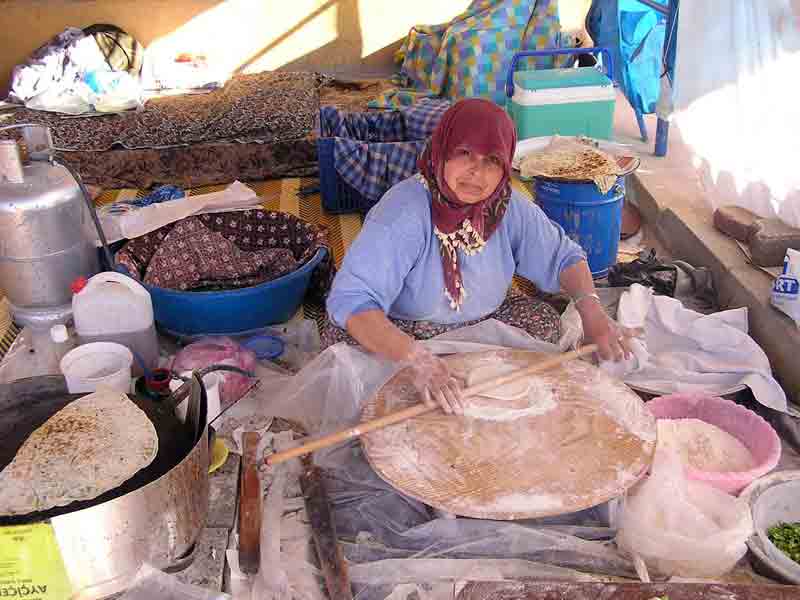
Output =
[
  {"x1": 647, "y1": 393, "x2": 781, "y2": 495},
  {"x1": 751, "y1": 480, "x2": 800, "y2": 581},
  {"x1": 241, "y1": 334, "x2": 285, "y2": 360}
]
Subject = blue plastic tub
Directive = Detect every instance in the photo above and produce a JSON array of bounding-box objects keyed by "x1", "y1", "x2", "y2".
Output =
[
  {"x1": 124, "y1": 248, "x2": 327, "y2": 338},
  {"x1": 534, "y1": 177, "x2": 625, "y2": 278}
]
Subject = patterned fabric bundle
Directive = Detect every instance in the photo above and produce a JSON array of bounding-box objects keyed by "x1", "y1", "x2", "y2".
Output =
[
  {"x1": 1, "y1": 72, "x2": 324, "y2": 151},
  {"x1": 116, "y1": 210, "x2": 333, "y2": 300}
]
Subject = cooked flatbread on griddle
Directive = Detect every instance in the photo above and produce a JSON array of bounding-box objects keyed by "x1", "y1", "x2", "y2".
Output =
[{"x1": 0, "y1": 390, "x2": 158, "y2": 516}]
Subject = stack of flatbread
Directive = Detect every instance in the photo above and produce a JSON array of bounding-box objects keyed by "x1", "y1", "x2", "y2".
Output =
[
  {"x1": 0, "y1": 390, "x2": 158, "y2": 516},
  {"x1": 520, "y1": 144, "x2": 622, "y2": 194}
]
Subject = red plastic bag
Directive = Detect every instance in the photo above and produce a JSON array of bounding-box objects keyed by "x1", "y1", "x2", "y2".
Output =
[{"x1": 170, "y1": 337, "x2": 256, "y2": 405}]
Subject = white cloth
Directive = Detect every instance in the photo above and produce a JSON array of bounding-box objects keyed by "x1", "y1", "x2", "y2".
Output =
[
  {"x1": 601, "y1": 284, "x2": 794, "y2": 415},
  {"x1": 670, "y1": 1, "x2": 800, "y2": 227},
  {"x1": 92, "y1": 181, "x2": 262, "y2": 244}
]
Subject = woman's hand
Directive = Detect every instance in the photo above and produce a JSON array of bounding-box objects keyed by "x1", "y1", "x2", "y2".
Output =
[
  {"x1": 345, "y1": 312, "x2": 464, "y2": 413},
  {"x1": 560, "y1": 261, "x2": 639, "y2": 361},
  {"x1": 405, "y1": 344, "x2": 464, "y2": 414},
  {"x1": 577, "y1": 298, "x2": 635, "y2": 362}
]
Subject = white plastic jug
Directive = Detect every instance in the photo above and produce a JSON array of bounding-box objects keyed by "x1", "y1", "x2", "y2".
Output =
[{"x1": 73, "y1": 272, "x2": 159, "y2": 375}]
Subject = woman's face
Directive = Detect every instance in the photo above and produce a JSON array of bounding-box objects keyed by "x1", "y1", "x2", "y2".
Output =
[{"x1": 442, "y1": 146, "x2": 504, "y2": 204}]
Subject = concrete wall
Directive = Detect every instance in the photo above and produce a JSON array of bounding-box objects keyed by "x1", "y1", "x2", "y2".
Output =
[{"x1": 0, "y1": 0, "x2": 475, "y2": 93}]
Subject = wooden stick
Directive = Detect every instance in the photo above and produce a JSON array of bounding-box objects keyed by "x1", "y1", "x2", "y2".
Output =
[
  {"x1": 238, "y1": 431, "x2": 262, "y2": 574},
  {"x1": 300, "y1": 462, "x2": 353, "y2": 600},
  {"x1": 265, "y1": 344, "x2": 599, "y2": 466}
]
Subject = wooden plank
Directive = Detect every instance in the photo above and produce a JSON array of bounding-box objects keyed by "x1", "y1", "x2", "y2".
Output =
[
  {"x1": 237, "y1": 432, "x2": 262, "y2": 574},
  {"x1": 300, "y1": 463, "x2": 353, "y2": 600},
  {"x1": 457, "y1": 581, "x2": 798, "y2": 600}
]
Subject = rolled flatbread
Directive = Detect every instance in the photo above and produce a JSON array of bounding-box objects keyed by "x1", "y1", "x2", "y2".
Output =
[{"x1": 0, "y1": 389, "x2": 158, "y2": 516}]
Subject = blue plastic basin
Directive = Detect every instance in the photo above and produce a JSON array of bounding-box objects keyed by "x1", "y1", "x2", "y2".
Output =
[{"x1": 125, "y1": 248, "x2": 327, "y2": 337}]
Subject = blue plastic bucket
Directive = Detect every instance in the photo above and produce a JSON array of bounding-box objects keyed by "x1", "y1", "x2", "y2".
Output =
[{"x1": 534, "y1": 177, "x2": 625, "y2": 278}]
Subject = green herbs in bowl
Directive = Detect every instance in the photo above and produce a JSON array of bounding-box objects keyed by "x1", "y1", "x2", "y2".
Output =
[{"x1": 767, "y1": 522, "x2": 800, "y2": 564}]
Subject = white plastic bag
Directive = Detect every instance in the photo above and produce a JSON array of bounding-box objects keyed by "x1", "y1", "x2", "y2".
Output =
[
  {"x1": 617, "y1": 445, "x2": 754, "y2": 578},
  {"x1": 84, "y1": 70, "x2": 144, "y2": 112},
  {"x1": 772, "y1": 248, "x2": 800, "y2": 327}
]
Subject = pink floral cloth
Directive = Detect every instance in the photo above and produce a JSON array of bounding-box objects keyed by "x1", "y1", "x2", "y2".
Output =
[
  {"x1": 116, "y1": 209, "x2": 333, "y2": 296},
  {"x1": 143, "y1": 217, "x2": 298, "y2": 291}
]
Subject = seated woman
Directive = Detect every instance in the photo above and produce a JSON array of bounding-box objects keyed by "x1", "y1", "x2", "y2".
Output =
[{"x1": 324, "y1": 99, "x2": 629, "y2": 414}]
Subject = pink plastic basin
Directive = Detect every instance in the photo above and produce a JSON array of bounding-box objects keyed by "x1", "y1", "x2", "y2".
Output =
[{"x1": 647, "y1": 393, "x2": 782, "y2": 495}]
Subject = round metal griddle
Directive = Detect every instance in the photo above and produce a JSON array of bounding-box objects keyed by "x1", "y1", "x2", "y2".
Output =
[
  {"x1": 361, "y1": 350, "x2": 656, "y2": 520},
  {"x1": 0, "y1": 375, "x2": 198, "y2": 526}
]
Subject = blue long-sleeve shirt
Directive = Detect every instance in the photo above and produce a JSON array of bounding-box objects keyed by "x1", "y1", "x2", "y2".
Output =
[{"x1": 327, "y1": 175, "x2": 586, "y2": 327}]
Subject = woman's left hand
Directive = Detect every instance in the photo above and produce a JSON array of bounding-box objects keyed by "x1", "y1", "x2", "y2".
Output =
[{"x1": 578, "y1": 299, "x2": 636, "y2": 362}]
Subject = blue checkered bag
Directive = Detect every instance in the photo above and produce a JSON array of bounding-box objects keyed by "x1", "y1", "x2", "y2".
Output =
[
  {"x1": 402, "y1": 98, "x2": 451, "y2": 140},
  {"x1": 319, "y1": 100, "x2": 450, "y2": 206},
  {"x1": 333, "y1": 138, "x2": 426, "y2": 204},
  {"x1": 319, "y1": 106, "x2": 406, "y2": 142}
]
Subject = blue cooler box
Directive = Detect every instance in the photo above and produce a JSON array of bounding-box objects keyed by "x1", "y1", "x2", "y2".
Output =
[{"x1": 506, "y1": 48, "x2": 616, "y2": 141}]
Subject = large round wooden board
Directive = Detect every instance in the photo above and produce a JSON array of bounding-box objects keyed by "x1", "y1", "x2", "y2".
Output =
[{"x1": 361, "y1": 350, "x2": 656, "y2": 520}]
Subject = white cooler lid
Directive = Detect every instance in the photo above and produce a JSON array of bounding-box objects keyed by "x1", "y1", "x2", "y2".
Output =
[{"x1": 511, "y1": 84, "x2": 616, "y2": 106}]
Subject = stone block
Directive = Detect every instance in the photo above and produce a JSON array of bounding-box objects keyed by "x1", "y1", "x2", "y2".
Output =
[
  {"x1": 749, "y1": 218, "x2": 800, "y2": 267},
  {"x1": 713, "y1": 205, "x2": 760, "y2": 242}
]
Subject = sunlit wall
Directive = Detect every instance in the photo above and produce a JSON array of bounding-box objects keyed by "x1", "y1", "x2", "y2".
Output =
[{"x1": 0, "y1": 0, "x2": 478, "y2": 93}]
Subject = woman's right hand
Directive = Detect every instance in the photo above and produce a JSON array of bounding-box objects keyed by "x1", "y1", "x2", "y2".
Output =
[{"x1": 406, "y1": 344, "x2": 464, "y2": 415}]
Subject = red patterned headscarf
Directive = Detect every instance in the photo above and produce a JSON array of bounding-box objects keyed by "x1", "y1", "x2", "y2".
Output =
[{"x1": 418, "y1": 98, "x2": 517, "y2": 310}]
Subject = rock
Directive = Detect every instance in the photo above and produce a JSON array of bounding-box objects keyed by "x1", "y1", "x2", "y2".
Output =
[
  {"x1": 713, "y1": 206, "x2": 760, "y2": 242},
  {"x1": 749, "y1": 218, "x2": 800, "y2": 267}
]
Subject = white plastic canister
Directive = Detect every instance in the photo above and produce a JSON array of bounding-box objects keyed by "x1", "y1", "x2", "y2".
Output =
[{"x1": 73, "y1": 272, "x2": 160, "y2": 375}]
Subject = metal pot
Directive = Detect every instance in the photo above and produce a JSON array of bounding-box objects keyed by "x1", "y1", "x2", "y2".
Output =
[{"x1": 0, "y1": 374, "x2": 210, "y2": 600}]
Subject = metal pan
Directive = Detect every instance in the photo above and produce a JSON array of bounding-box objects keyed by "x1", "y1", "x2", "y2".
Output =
[
  {"x1": 0, "y1": 373, "x2": 210, "y2": 599},
  {"x1": 0, "y1": 375, "x2": 201, "y2": 526}
]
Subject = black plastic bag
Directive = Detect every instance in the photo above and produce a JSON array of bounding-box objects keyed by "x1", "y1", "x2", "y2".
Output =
[{"x1": 608, "y1": 249, "x2": 677, "y2": 296}]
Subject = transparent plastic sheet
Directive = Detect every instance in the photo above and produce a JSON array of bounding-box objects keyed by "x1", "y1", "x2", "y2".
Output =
[
  {"x1": 251, "y1": 431, "x2": 292, "y2": 600},
  {"x1": 226, "y1": 433, "x2": 324, "y2": 600},
  {"x1": 120, "y1": 564, "x2": 230, "y2": 600},
  {"x1": 316, "y1": 449, "x2": 641, "y2": 600},
  {"x1": 215, "y1": 320, "x2": 562, "y2": 444},
  {"x1": 348, "y1": 559, "x2": 609, "y2": 600},
  {"x1": 617, "y1": 445, "x2": 754, "y2": 578},
  {"x1": 212, "y1": 320, "x2": 655, "y2": 598}
]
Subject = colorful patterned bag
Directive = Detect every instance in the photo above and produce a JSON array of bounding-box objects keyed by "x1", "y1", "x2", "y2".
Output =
[{"x1": 395, "y1": 0, "x2": 565, "y2": 104}]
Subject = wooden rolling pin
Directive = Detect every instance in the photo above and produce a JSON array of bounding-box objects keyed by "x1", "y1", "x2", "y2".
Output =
[{"x1": 265, "y1": 344, "x2": 599, "y2": 466}]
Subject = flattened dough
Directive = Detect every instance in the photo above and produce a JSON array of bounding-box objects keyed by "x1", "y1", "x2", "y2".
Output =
[{"x1": 467, "y1": 363, "x2": 531, "y2": 400}]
